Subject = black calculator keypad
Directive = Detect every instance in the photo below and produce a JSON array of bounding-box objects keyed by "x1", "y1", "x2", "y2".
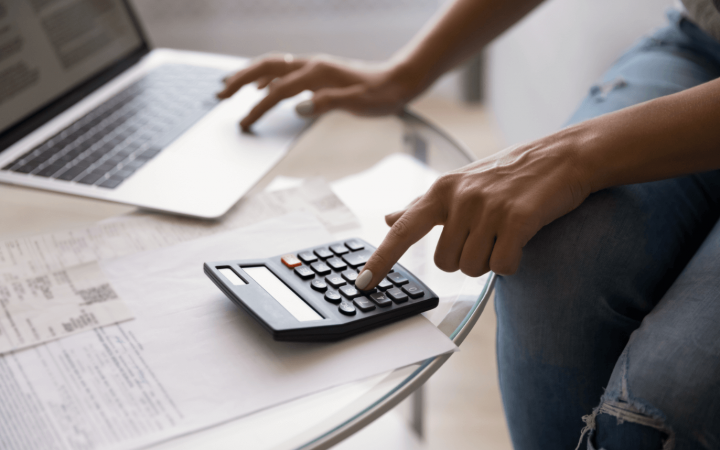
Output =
[
  {"x1": 298, "y1": 251, "x2": 318, "y2": 264},
  {"x1": 311, "y1": 279, "x2": 328, "y2": 292},
  {"x1": 313, "y1": 248, "x2": 333, "y2": 259},
  {"x1": 344, "y1": 239, "x2": 364, "y2": 251},
  {"x1": 377, "y1": 278, "x2": 393, "y2": 291},
  {"x1": 402, "y1": 283, "x2": 424, "y2": 299},
  {"x1": 387, "y1": 287, "x2": 408, "y2": 303},
  {"x1": 387, "y1": 272, "x2": 409, "y2": 286},
  {"x1": 324, "y1": 290, "x2": 341, "y2": 304},
  {"x1": 353, "y1": 297, "x2": 376, "y2": 312},
  {"x1": 369, "y1": 292, "x2": 392, "y2": 307},
  {"x1": 326, "y1": 257, "x2": 347, "y2": 271},
  {"x1": 330, "y1": 244, "x2": 349, "y2": 255},
  {"x1": 325, "y1": 275, "x2": 346, "y2": 289},
  {"x1": 294, "y1": 266, "x2": 315, "y2": 279},
  {"x1": 341, "y1": 269, "x2": 358, "y2": 283},
  {"x1": 358, "y1": 287, "x2": 376, "y2": 295},
  {"x1": 310, "y1": 261, "x2": 331, "y2": 275},
  {"x1": 338, "y1": 300, "x2": 356, "y2": 315},
  {"x1": 342, "y1": 250, "x2": 371, "y2": 268},
  {"x1": 205, "y1": 237, "x2": 439, "y2": 341},
  {"x1": 339, "y1": 285, "x2": 360, "y2": 299}
]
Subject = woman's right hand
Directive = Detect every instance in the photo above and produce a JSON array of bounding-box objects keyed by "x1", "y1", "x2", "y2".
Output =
[{"x1": 216, "y1": 54, "x2": 426, "y2": 131}]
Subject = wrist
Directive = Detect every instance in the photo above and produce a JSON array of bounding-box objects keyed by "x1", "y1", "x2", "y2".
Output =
[{"x1": 386, "y1": 58, "x2": 434, "y2": 103}]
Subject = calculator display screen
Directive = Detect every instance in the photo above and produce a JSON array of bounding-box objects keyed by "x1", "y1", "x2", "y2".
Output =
[{"x1": 242, "y1": 267, "x2": 323, "y2": 322}]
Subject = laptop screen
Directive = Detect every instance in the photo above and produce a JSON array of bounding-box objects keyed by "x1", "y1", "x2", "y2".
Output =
[{"x1": 0, "y1": 0, "x2": 145, "y2": 140}]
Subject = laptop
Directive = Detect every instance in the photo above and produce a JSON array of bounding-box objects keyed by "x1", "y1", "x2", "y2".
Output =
[{"x1": 0, "y1": 0, "x2": 308, "y2": 219}]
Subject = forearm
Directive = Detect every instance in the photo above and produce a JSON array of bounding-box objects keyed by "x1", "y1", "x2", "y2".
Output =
[
  {"x1": 391, "y1": 0, "x2": 544, "y2": 95},
  {"x1": 565, "y1": 78, "x2": 720, "y2": 192}
]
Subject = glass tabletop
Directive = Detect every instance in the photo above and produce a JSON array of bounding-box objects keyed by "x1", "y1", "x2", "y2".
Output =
[{"x1": 151, "y1": 108, "x2": 496, "y2": 450}]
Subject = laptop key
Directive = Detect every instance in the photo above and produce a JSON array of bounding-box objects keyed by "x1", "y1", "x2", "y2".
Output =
[
  {"x1": 97, "y1": 177, "x2": 125, "y2": 189},
  {"x1": 77, "y1": 170, "x2": 107, "y2": 185},
  {"x1": 55, "y1": 165, "x2": 88, "y2": 181}
]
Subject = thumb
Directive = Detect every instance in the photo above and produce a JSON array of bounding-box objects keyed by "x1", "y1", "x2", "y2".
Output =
[{"x1": 309, "y1": 85, "x2": 365, "y2": 116}]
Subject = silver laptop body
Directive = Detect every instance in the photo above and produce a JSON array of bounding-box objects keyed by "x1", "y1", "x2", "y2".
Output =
[{"x1": 0, "y1": 0, "x2": 306, "y2": 219}]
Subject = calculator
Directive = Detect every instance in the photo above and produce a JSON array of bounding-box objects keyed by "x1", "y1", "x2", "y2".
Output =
[{"x1": 203, "y1": 238, "x2": 438, "y2": 341}]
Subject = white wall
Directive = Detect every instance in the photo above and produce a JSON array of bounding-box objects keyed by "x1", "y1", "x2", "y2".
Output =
[{"x1": 486, "y1": 0, "x2": 675, "y2": 145}]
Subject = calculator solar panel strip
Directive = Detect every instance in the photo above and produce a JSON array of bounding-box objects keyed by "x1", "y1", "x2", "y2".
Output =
[{"x1": 203, "y1": 239, "x2": 439, "y2": 341}]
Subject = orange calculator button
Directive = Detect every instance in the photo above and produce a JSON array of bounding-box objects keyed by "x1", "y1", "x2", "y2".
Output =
[{"x1": 281, "y1": 254, "x2": 302, "y2": 268}]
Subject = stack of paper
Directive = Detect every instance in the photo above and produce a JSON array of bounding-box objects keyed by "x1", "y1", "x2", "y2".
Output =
[{"x1": 0, "y1": 177, "x2": 458, "y2": 450}]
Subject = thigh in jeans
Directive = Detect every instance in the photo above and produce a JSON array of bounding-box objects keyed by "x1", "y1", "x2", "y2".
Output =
[{"x1": 494, "y1": 11, "x2": 720, "y2": 450}]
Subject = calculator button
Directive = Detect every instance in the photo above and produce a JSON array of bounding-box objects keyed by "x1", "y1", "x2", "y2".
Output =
[
  {"x1": 330, "y1": 244, "x2": 349, "y2": 255},
  {"x1": 345, "y1": 240, "x2": 365, "y2": 251},
  {"x1": 369, "y1": 292, "x2": 392, "y2": 307},
  {"x1": 294, "y1": 266, "x2": 315, "y2": 280},
  {"x1": 313, "y1": 248, "x2": 333, "y2": 259},
  {"x1": 298, "y1": 251, "x2": 318, "y2": 264},
  {"x1": 324, "y1": 290, "x2": 342, "y2": 304},
  {"x1": 311, "y1": 279, "x2": 328, "y2": 292},
  {"x1": 353, "y1": 297, "x2": 376, "y2": 312},
  {"x1": 338, "y1": 300, "x2": 356, "y2": 316},
  {"x1": 341, "y1": 269, "x2": 358, "y2": 283},
  {"x1": 281, "y1": 254, "x2": 302, "y2": 268},
  {"x1": 358, "y1": 287, "x2": 376, "y2": 295},
  {"x1": 326, "y1": 257, "x2": 347, "y2": 271},
  {"x1": 401, "y1": 283, "x2": 424, "y2": 299},
  {"x1": 310, "y1": 261, "x2": 331, "y2": 275},
  {"x1": 325, "y1": 275, "x2": 346, "y2": 289},
  {"x1": 377, "y1": 278, "x2": 393, "y2": 291},
  {"x1": 339, "y1": 285, "x2": 360, "y2": 299},
  {"x1": 387, "y1": 287, "x2": 408, "y2": 303},
  {"x1": 387, "y1": 272, "x2": 408, "y2": 286},
  {"x1": 342, "y1": 250, "x2": 371, "y2": 268}
]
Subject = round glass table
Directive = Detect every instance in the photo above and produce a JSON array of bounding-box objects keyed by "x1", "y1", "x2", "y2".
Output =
[
  {"x1": 151, "y1": 108, "x2": 496, "y2": 450},
  {"x1": 0, "y1": 107, "x2": 495, "y2": 450}
]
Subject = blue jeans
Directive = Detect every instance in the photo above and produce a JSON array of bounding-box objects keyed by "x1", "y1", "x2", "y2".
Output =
[{"x1": 494, "y1": 10, "x2": 720, "y2": 450}]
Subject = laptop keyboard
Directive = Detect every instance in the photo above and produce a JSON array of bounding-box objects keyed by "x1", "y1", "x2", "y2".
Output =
[{"x1": 2, "y1": 64, "x2": 226, "y2": 189}]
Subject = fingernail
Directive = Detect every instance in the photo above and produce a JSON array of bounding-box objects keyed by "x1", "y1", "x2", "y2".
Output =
[
  {"x1": 355, "y1": 270, "x2": 372, "y2": 290},
  {"x1": 295, "y1": 100, "x2": 314, "y2": 116}
]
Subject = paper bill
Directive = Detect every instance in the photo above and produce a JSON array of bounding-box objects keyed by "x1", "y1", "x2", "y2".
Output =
[{"x1": 0, "y1": 262, "x2": 132, "y2": 354}]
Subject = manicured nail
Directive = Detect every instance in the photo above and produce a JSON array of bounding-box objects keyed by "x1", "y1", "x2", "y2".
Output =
[
  {"x1": 355, "y1": 270, "x2": 372, "y2": 290},
  {"x1": 295, "y1": 100, "x2": 314, "y2": 116}
]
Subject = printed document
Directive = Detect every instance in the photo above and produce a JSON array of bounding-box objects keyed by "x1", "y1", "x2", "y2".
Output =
[
  {"x1": 0, "y1": 179, "x2": 357, "y2": 354},
  {"x1": 0, "y1": 213, "x2": 456, "y2": 450}
]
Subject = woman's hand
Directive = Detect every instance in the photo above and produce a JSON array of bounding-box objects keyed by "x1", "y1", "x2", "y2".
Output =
[
  {"x1": 355, "y1": 128, "x2": 594, "y2": 290},
  {"x1": 216, "y1": 54, "x2": 425, "y2": 131}
]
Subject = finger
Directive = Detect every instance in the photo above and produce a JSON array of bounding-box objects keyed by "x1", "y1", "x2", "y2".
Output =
[
  {"x1": 385, "y1": 197, "x2": 421, "y2": 226},
  {"x1": 434, "y1": 217, "x2": 469, "y2": 273},
  {"x1": 240, "y1": 65, "x2": 322, "y2": 129},
  {"x1": 355, "y1": 200, "x2": 443, "y2": 290},
  {"x1": 256, "y1": 76, "x2": 273, "y2": 89},
  {"x1": 311, "y1": 85, "x2": 400, "y2": 117},
  {"x1": 488, "y1": 233, "x2": 524, "y2": 276},
  {"x1": 217, "y1": 57, "x2": 304, "y2": 99},
  {"x1": 458, "y1": 224, "x2": 495, "y2": 277}
]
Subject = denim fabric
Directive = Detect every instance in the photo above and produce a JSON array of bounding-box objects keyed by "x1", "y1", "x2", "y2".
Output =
[{"x1": 494, "y1": 10, "x2": 720, "y2": 450}]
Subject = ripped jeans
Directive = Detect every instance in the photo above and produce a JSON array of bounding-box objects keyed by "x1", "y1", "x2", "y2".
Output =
[{"x1": 494, "y1": 10, "x2": 720, "y2": 450}]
